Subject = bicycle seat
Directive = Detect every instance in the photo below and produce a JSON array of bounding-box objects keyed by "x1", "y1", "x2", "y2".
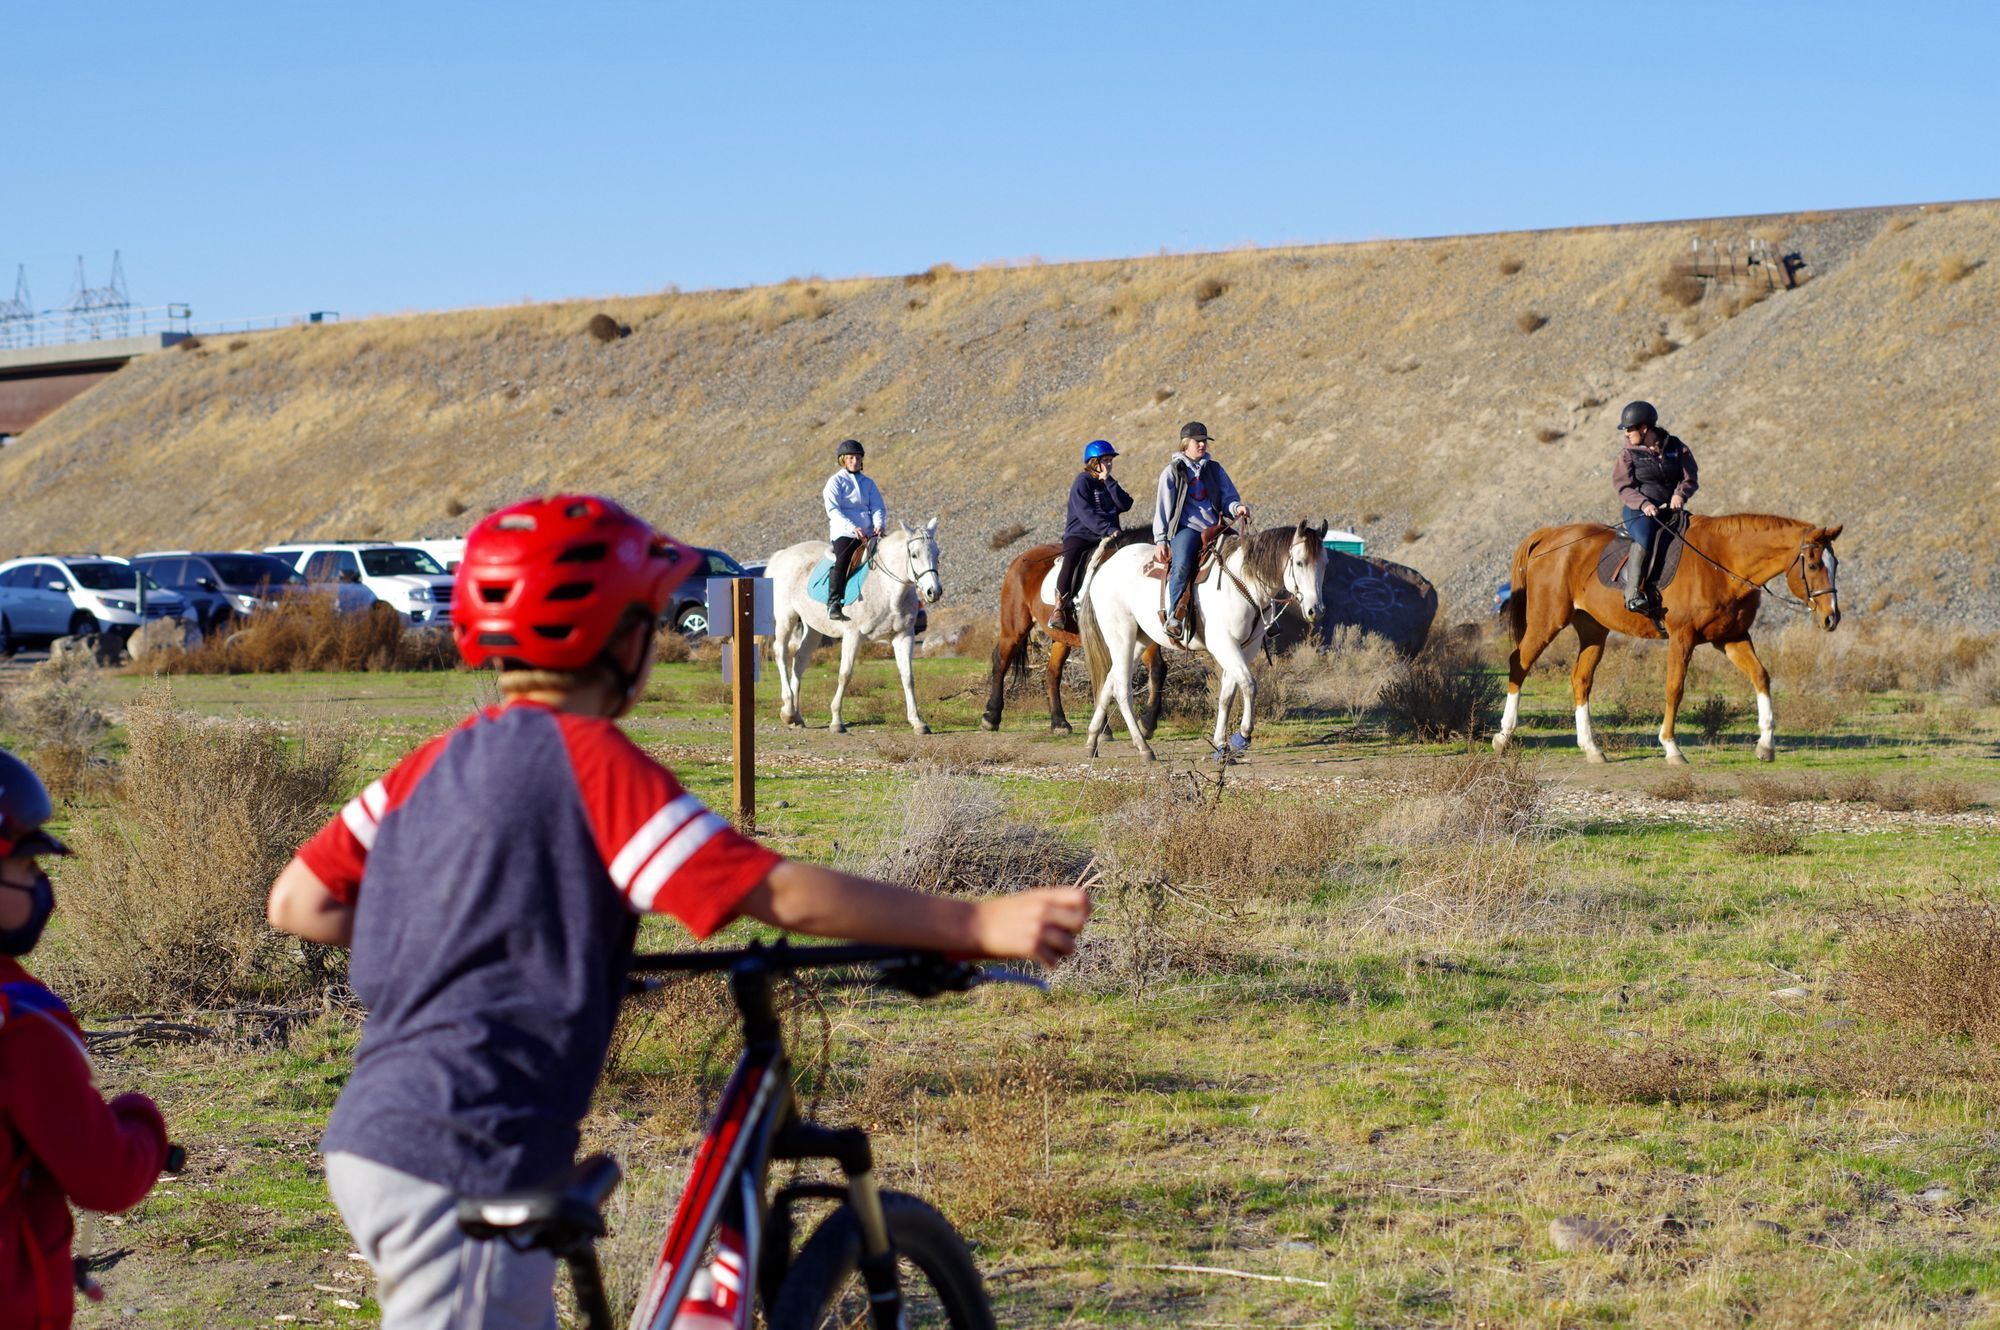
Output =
[{"x1": 457, "y1": 1154, "x2": 621, "y2": 1253}]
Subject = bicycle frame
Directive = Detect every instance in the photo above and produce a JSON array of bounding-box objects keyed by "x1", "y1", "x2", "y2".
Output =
[{"x1": 618, "y1": 956, "x2": 908, "y2": 1330}]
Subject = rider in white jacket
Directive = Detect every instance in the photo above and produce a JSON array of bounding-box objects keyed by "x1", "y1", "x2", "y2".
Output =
[{"x1": 821, "y1": 438, "x2": 886, "y2": 621}]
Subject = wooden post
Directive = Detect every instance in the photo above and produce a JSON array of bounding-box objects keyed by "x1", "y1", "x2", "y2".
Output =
[{"x1": 730, "y1": 577, "x2": 756, "y2": 829}]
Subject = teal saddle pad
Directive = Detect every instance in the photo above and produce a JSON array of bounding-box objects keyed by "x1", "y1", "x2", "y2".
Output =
[{"x1": 808, "y1": 554, "x2": 873, "y2": 605}]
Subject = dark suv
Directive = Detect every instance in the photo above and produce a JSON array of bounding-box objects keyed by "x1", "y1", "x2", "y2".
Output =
[
  {"x1": 670, "y1": 548, "x2": 759, "y2": 637},
  {"x1": 129, "y1": 551, "x2": 315, "y2": 633}
]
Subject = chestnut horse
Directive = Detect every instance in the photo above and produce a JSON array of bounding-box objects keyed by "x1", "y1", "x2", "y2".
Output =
[
  {"x1": 1491, "y1": 512, "x2": 1842, "y2": 764},
  {"x1": 981, "y1": 531, "x2": 1165, "y2": 736}
]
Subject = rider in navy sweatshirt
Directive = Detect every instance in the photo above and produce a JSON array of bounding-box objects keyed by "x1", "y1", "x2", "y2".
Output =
[{"x1": 1051, "y1": 440, "x2": 1133, "y2": 633}]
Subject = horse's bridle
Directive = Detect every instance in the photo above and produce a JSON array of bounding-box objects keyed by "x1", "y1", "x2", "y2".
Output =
[{"x1": 873, "y1": 532, "x2": 942, "y2": 601}]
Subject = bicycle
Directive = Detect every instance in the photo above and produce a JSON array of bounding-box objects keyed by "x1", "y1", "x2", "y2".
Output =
[{"x1": 457, "y1": 939, "x2": 1040, "y2": 1329}]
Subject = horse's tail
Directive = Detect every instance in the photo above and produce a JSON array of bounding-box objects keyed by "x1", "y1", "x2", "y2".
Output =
[
  {"x1": 998, "y1": 618, "x2": 1031, "y2": 684},
  {"x1": 1079, "y1": 581, "x2": 1111, "y2": 703},
  {"x1": 1505, "y1": 536, "x2": 1533, "y2": 645}
]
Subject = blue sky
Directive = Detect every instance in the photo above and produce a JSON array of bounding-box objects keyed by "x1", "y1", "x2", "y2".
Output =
[{"x1": 7, "y1": 2, "x2": 1994, "y2": 324}]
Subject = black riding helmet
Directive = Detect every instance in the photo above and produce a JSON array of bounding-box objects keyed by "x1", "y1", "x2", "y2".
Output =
[
  {"x1": 835, "y1": 439, "x2": 865, "y2": 459},
  {"x1": 1618, "y1": 401, "x2": 1659, "y2": 433},
  {"x1": 0, "y1": 748, "x2": 72, "y2": 858}
]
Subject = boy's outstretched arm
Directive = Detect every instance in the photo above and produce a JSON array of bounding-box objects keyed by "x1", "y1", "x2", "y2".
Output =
[
  {"x1": 267, "y1": 857, "x2": 356, "y2": 946},
  {"x1": 737, "y1": 862, "x2": 1088, "y2": 968}
]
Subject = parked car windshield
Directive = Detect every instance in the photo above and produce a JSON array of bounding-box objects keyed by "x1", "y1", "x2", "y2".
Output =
[
  {"x1": 67, "y1": 562, "x2": 165, "y2": 592},
  {"x1": 704, "y1": 550, "x2": 748, "y2": 577},
  {"x1": 208, "y1": 554, "x2": 307, "y2": 587},
  {"x1": 359, "y1": 548, "x2": 446, "y2": 577}
]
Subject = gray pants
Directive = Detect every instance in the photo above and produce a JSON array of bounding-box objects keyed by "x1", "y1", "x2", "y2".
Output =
[{"x1": 327, "y1": 1151, "x2": 559, "y2": 1330}]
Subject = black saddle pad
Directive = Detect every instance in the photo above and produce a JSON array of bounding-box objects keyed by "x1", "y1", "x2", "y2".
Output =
[{"x1": 1595, "y1": 531, "x2": 1686, "y2": 592}]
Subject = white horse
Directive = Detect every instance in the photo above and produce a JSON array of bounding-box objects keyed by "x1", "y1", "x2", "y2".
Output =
[
  {"x1": 1080, "y1": 521, "x2": 1327, "y2": 760},
  {"x1": 767, "y1": 519, "x2": 944, "y2": 734}
]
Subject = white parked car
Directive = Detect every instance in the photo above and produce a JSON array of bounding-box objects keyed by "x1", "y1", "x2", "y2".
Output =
[
  {"x1": 0, "y1": 554, "x2": 187, "y2": 653},
  {"x1": 264, "y1": 543, "x2": 456, "y2": 625},
  {"x1": 396, "y1": 538, "x2": 466, "y2": 573}
]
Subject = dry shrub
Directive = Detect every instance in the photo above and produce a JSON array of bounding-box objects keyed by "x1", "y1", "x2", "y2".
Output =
[
  {"x1": 847, "y1": 765, "x2": 1086, "y2": 896},
  {"x1": 1400, "y1": 526, "x2": 1422, "y2": 544},
  {"x1": 1761, "y1": 617, "x2": 1987, "y2": 694},
  {"x1": 653, "y1": 629, "x2": 692, "y2": 664},
  {"x1": 1939, "y1": 254, "x2": 1976, "y2": 284},
  {"x1": 1649, "y1": 770, "x2": 1722, "y2": 803},
  {"x1": 1497, "y1": 257, "x2": 1524, "y2": 276},
  {"x1": 0, "y1": 652, "x2": 109, "y2": 797},
  {"x1": 917, "y1": 1043, "x2": 1091, "y2": 1242},
  {"x1": 1311, "y1": 630, "x2": 1402, "y2": 722},
  {"x1": 1873, "y1": 776, "x2": 1975, "y2": 815},
  {"x1": 1529, "y1": 1037, "x2": 1722, "y2": 1105},
  {"x1": 1378, "y1": 634, "x2": 1501, "y2": 741},
  {"x1": 443, "y1": 496, "x2": 468, "y2": 517},
  {"x1": 1689, "y1": 692, "x2": 1738, "y2": 743},
  {"x1": 1777, "y1": 689, "x2": 1848, "y2": 736},
  {"x1": 1515, "y1": 311, "x2": 1546, "y2": 334},
  {"x1": 1726, "y1": 818, "x2": 1804, "y2": 857},
  {"x1": 1359, "y1": 837, "x2": 1559, "y2": 940},
  {"x1": 585, "y1": 312, "x2": 630, "y2": 343},
  {"x1": 1949, "y1": 651, "x2": 2000, "y2": 706},
  {"x1": 1377, "y1": 751, "x2": 1545, "y2": 846},
  {"x1": 1658, "y1": 270, "x2": 1706, "y2": 308},
  {"x1": 1740, "y1": 773, "x2": 1825, "y2": 807},
  {"x1": 1799, "y1": 1027, "x2": 2000, "y2": 1100},
  {"x1": 142, "y1": 597, "x2": 458, "y2": 674},
  {"x1": 1851, "y1": 895, "x2": 2000, "y2": 1040},
  {"x1": 1829, "y1": 773, "x2": 1878, "y2": 803},
  {"x1": 1098, "y1": 771, "x2": 1359, "y2": 903},
  {"x1": 987, "y1": 522, "x2": 1029, "y2": 550},
  {"x1": 1192, "y1": 276, "x2": 1227, "y2": 306},
  {"x1": 1630, "y1": 333, "x2": 1679, "y2": 367},
  {"x1": 1719, "y1": 284, "x2": 1773, "y2": 318},
  {"x1": 1533, "y1": 426, "x2": 1565, "y2": 444},
  {"x1": 1152, "y1": 387, "x2": 1175, "y2": 403},
  {"x1": 45, "y1": 688, "x2": 357, "y2": 1009}
]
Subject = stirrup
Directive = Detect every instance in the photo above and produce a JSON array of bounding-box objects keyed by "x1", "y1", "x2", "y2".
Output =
[{"x1": 827, "y1": 600, "x2": 847, "y2": 621}]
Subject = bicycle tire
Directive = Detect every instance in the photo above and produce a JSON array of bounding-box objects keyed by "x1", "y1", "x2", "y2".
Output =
[{"x1": 768, "y1": 1190, "x2": 996, "y2": 1330}]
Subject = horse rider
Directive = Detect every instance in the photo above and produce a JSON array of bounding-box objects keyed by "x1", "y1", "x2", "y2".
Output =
[
  {"x1": 1152, "y1": 421, "x2": 1249, "y2": 642},
  {"x1": 822, "y1": 438, "x2": 886, "y2": 621},
  {"x1": 1612, "y1": 401, "x2": 1699, "y2": 613},
  {"x1": 1051, "y1": 439, "x2": 1133, "y2": 633}
]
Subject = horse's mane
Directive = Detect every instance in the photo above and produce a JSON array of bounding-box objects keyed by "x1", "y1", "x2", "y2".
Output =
[
  {"x1": 1236, "y1": 527, "x2": 1299, "y2": 591},
  {"x1": 1114, "y1": 524, "x2": 1153, "y2": 547},
  {"x1": 1696, "y1": 512, "x2": 1810, "y2": 536}
]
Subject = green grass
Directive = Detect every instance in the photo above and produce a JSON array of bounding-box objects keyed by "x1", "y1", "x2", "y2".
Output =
[{"x1": 29, "y1": 654, "x2": 2000, "y2": 1325}]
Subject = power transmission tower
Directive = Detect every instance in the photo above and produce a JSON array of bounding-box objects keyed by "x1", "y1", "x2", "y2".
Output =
[
  {"x1": 65, "y1": 251, "x2": 132, "y2": 341},
  {"x1": 0, "y1": 266, "x2": 31, "y2": 349}
]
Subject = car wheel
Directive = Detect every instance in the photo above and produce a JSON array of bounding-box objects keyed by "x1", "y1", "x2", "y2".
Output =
[
  {"x1": 674, "y1": 604, "x2": 709, "y2": 638},
  {"x1": 68, "y1": 612, "x2": 97, "y2": 639},
  {"x1": 206, "y1": 607, "x2": 237, "y2": 637}
]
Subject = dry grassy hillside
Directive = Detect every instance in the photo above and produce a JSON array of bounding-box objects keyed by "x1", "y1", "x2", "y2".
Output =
[{"x1": 3, "y1": 202, "x2": 1994, "y2": 629}]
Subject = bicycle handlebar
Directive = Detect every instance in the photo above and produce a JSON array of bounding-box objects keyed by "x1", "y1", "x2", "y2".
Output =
[{"x1": 628, "y1": 940, "x2": 1048, "y2": 997}]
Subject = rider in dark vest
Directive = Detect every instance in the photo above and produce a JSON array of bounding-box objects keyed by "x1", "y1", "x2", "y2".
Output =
[
  {"x1": 1051, "y1": 440, "x2": 1132, "y2": 633},
  {"x1": 1611, "y1": 401, "x2": 1699, "y2": 613}
]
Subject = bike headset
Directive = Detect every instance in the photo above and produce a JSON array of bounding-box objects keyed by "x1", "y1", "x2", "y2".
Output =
[{"x1": 450, "y1": 496, "x2": 702, "y2": 704}]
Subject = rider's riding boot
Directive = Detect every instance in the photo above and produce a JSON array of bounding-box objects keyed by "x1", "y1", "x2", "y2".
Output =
[
  {"x1": 826, "y1": 586, "x2": 847, "y2": 622},
  {"x1": 1051, "y1": 597, "x2": 1077, "y2": 634},
  {"x1": 1621, "y1": 546, "x2": 1651, "y2": 615}
]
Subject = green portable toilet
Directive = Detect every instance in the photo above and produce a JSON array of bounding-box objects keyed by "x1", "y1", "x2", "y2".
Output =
[{"x1": 1323, "y1": 529, "x2": 1366, "y2": 557}]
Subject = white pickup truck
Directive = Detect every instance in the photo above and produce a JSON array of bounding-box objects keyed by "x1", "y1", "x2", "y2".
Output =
[{"x1": 264, "y1": 542, "x2": 457, "y2": 625}]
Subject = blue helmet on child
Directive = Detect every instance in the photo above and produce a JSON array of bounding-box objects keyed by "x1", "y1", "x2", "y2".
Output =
[{"x1": 1082, "y1": 440, "x2": 1117, "y2": 464}]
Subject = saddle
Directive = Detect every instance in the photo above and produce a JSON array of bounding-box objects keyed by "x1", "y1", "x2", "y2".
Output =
[
  {"x1": 1148, "y1": 525, "x2": 1230, "y2": 643},
  {"x1": 808, "y1": 537, "x2": 877, "y2": 607},
  {"x1": 1595, "y1": 518, "x2": 1687, "y2": 593}
]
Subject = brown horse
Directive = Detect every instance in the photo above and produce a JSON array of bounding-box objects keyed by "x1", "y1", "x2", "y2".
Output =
[
  {"x1": 982, "y1": 533, "x2": 1164, "y2": 736},
  {"x1": 1491, "y1": 512, "x2": 1842, "y2": 764}
]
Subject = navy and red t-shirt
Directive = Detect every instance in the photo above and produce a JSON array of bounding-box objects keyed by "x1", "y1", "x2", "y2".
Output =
[{"x1": 298, "y1": 701, "x2": 780, "y2": 1195}]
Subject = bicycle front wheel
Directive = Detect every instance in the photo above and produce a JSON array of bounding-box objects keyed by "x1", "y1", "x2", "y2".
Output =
[{"x1": 768, "y1": 1190, "x2": 996, "y2": 1330}]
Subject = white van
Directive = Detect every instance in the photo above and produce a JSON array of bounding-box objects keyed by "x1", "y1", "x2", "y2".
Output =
[{"x1": 265, "y1": 542, "x2": 456, "y2": 625}]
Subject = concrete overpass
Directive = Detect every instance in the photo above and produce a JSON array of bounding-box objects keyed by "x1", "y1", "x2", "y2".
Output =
[{"x1": 0, "y1": 333, "x2": 190, "y2": 439}]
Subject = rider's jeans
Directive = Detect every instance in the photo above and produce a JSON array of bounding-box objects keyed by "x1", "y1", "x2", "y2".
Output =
[
  {"x1": 1164, "y1": 526, "x2": 1203, "y2": 621},
  {"x1": 1622, "y1": 506, "x2": 1661, "y2": 568},
  {"x1": 328, "y1": 1151, "x2": 558, "y2": 1330}
]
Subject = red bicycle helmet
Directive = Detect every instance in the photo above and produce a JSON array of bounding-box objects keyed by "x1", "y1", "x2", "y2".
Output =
[{"x1": 452, "y1": 495, "x2": 700, "y2": 670}]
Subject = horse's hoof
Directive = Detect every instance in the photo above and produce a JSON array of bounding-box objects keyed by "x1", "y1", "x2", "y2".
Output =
[
  {"x1": 830, "y1": 722, "x2": 847, "y2": 735},
  {"x1": 916, "y1": 723, "x2": 932, "y2": 736},
  {"x1": 1584, "y1": 749, "x2": 1607, "y2": 765},
  {"x1": 1491, "y1": 734, "x2": 1510, "y2": 753},
  {"x1": 1756, "y1": 744, "x2": 1775, "y2": 763},
  {"x1": 1664, "y1": 751, "x2": 1689, "y2": 766},
  {"x1": 1051, "y1": 723, "x2": 1072, "y2": 736},
  {"x1": 979, "y1": 716, "x2": 999, "y2": 732},
  {"x1": 1140, "y1": 747, "x2": 1158, "y2": 763},
  {"x1": 1229, "y1": 733, "x2": 1251, "y2": 753}
]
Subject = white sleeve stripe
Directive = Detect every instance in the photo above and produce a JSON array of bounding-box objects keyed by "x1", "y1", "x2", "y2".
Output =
[
  {"x1": 340, "y1": 798, "x2": 378, "y2": 850},
  {"x1": 627, "y1": 812, "x2": 725, "y2": 912},
  {"x1": 608, "y1": 793, "x2": 703, "y2": 890},
  {"x1": 361, "y1": 779, "x2": 389, "y2": 818}
]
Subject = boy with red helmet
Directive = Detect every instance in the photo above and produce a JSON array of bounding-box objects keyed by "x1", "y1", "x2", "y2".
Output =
[
  {"x1": 267, "y1": 495, "x2": 1087, "y2": 1330},
  {"x1": 0, "y1": 747, "x2": 172, "y2": 1329}
]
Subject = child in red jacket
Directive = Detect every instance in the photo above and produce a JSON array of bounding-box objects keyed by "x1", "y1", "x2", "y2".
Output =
[{"x1": 0, "y1": 747, "x2": 172, "y2": 1329}]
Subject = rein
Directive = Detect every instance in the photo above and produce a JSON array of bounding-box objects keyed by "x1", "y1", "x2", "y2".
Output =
[
  {"x1": 1657, "y1": 520, "x2": 1830, "y2": 615},
  {"x1": 870, "y1": 534, "x2": 939, "y2": 594}
]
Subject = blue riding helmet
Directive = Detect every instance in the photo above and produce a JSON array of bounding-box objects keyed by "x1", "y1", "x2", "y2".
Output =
[{"x1": 1082, "y1": 440, "x2": 1117, "y2": 463}]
